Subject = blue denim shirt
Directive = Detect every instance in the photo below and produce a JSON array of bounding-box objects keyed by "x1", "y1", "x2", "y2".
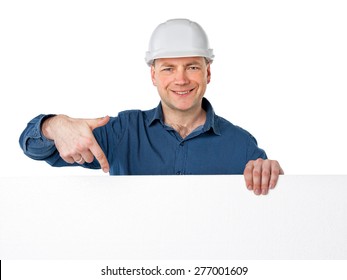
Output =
[{"x1": 19, "y1": 98, "x2": 267, "y2": 175}]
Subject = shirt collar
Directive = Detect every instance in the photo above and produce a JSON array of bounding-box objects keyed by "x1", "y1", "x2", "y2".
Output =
[{"x1": 147, "y1": 97, "x2": 221, "y2": 136}]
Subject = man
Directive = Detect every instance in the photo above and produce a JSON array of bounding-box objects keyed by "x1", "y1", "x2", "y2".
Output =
[{"x1": 19, "y1": 19, "x2": 283, "y2": 195}]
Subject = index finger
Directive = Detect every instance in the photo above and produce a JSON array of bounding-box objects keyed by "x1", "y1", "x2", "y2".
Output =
[{"x1": 90, "y1": 140, "x2": 109, "y2": 173}]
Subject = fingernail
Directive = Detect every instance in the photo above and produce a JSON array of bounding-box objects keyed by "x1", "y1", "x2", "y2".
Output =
[
  {"x1": 255, "y1": 189, "x2": 261, "y2": 195},
  {"x1": 103, "y1": 168, "x2": 109, "y2": 173},
  {"x1": 262, "y1": 188, "x2": 268, "y2": 195},
  {"x1": 247, "y1": 185, "x2": 253, "y2": 190}
]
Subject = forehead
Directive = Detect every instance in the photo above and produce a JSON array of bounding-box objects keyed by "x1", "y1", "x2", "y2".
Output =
[{"x1": 155, "y1": 57, "x2": 205, "y2": 66}]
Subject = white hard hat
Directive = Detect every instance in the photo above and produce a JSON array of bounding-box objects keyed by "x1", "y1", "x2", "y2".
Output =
[{"x1": 145, "y1": 18, "x2": 214, "y2": 66}]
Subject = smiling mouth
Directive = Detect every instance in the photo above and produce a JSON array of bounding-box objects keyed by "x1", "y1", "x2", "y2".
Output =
[{"x1": 172, "y1": 89, "x2": 194, "y2": 95}]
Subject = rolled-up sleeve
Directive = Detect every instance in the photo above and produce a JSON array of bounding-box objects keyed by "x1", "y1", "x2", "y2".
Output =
[{"x1": 19, "y1": 114, "x2": 57, "y2": 160}]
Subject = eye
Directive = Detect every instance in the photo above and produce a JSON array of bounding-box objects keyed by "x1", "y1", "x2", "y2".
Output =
[
  {"x1": 161, "y1": 67, "x2": 173, "y2": 72},
  {"x1": 188, "y1": 66, "x2": 200, "y2": 71}
]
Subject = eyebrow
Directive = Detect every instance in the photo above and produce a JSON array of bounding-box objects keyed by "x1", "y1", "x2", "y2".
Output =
[{"x1": 159, "y1": 61, "x2": 204, "y2": 68}]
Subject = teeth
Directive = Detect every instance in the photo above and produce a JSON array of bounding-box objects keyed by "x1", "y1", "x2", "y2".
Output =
[{"x1": 175, "y1": 90, "x2": 190, "y2": 95}]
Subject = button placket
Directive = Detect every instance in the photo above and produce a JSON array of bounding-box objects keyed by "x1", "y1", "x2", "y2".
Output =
[{"x1": 175, "y1": 140, "x2": 187, "y2": 175}]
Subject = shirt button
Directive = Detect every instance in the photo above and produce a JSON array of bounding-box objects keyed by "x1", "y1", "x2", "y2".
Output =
[{"x1": 180, "y1": 142, "x2": 184, "y2": 146}]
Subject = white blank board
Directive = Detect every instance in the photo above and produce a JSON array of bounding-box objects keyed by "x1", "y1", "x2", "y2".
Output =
[{"x1": 0, "y1": 175, "x2": 346, "y2": 259}]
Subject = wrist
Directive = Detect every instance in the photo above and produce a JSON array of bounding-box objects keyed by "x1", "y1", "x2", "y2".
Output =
[{"x1": 41, "y1": 114, "x2": 60, "y2": 140}]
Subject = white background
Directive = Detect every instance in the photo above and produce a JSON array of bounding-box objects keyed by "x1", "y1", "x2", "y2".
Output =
[{"x1": 1, "y1": 0, "x2": 346, "y2": 176}]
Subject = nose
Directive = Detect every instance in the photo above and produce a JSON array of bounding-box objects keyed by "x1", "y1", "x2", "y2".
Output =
[{"x1": 174, "y1": 68, "x2": 189, "y2": 85}]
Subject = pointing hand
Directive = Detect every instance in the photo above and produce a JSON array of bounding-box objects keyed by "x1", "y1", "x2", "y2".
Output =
[{"x1": 41, "y1": 115, "x2": 110, "y2": 173}]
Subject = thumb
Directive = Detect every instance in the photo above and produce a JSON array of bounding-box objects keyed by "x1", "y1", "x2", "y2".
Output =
[{"x1": 86, "y1": 116, "x2": 110, "y2": 130}]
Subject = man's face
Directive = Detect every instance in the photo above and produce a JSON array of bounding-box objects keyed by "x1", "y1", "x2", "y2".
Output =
[{"x1": 151, "y1": 57, "x2": 211, "y2": 114}]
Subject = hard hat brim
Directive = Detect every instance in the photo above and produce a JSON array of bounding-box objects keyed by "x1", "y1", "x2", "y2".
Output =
[{"x1": 145, "y1": 49, "x2": 214, "y2": 66}]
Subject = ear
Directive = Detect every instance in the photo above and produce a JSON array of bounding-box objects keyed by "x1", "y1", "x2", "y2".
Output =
[
  {"x1": 151, "y1": 65, "x2": 157, "y2": 86},
  {"x1": 206, "y1": 63, "x2": 211, "y2": 84}
]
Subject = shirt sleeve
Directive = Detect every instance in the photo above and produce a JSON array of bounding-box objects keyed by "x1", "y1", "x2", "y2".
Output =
[
  {"x1": 246, "y1": 134, "x2": 268, "y2": 161},
  {"x1": 19, "y1": 114, "x2": 58, "y2": 160}
]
